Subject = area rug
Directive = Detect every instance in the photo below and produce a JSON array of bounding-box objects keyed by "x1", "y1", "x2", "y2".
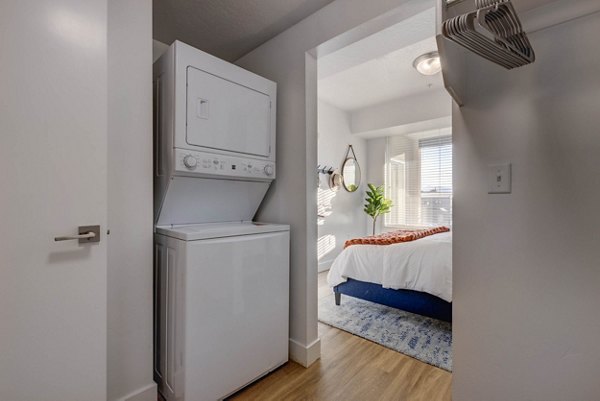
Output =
[{"x1": 318, "y1": 293, "x2": 452, "y2": 371}]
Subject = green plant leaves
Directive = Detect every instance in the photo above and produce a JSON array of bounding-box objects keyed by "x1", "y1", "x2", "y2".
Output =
[{"x1": 364, "y1": 183, "x2": 393, "y2": 219}]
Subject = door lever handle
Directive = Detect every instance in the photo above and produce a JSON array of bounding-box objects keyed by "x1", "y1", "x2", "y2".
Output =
[
  {"x1": 54, "y1": 225, "x2": 101, "y2": 244},
  {"x1": 55, "y1": 232, "x2": 95, "y2": 241}
]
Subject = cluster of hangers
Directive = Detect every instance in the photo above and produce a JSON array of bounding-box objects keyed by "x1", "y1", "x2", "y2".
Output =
[{"x1": 442, "y1": 0, "x2": 535, "y2": 69}]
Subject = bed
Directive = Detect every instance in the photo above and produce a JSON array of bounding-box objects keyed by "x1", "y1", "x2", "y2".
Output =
[{"x1": 327, "y1": 230, "x2": 452, "y2": 322}]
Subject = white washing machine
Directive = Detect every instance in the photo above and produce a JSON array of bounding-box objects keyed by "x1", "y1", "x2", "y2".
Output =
[
  {"x1": 154, "y1": 222, "x2": 289, "y2": 401},
  {"x1": 153, "y1": 41, "x2": 289, "y2": 401}
]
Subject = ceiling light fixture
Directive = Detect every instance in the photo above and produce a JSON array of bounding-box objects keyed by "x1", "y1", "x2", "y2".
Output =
[{"x1": 413, "y1": 51, "x2": 442, "y2": 76}]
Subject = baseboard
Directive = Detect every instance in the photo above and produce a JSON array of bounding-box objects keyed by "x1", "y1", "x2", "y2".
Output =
[
  {"x1": 317, "y1": 260, "x2": 331, "y2": 273},
  {"x1": 113, "y1": 382, "x2": 157, "y2": 401},
  {"x1": 289, "y1": 337, "x2": 321, "y2": 368}
]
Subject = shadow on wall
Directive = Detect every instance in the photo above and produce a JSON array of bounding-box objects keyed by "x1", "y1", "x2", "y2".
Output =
[
  {"x1": 317, "y1": 234, "x2": 336, "y2": 261},
  {"x1": 317, "y1": 176, "x2": 339, "y2": 264},
  {"x1": 317, "y1": 185, "x2": 337, "y2": 223}
]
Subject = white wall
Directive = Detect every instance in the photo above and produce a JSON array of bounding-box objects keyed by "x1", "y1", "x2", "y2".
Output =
[
  {"x1": 366, "y1": 138, "x2": 387, "y2": 189},
  {"x1": 107, "y1": 1, "x2": 156, "y2": 400},
  {"x1": 453, "y1": 10, "x2": 600, "y2": 401},
  {"x1": 351, "y1": 89, "x2": 451, "y2": 135},
  {"x1": 317, "y1": 100, "x2": 367, "y2": 271},
  {"x1": 236, "y1": 0, "x2": 432, "y2": 366}
]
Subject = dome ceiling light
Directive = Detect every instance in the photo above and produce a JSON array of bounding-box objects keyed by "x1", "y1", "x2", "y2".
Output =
[{"x1": 413, "y1": 51, "x2": 442, "y2": 76}]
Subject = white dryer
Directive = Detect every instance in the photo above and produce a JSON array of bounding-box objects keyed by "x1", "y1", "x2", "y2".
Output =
[
  {"x1": 153, "y1": 41, "x2": 289, "y2": 401},
  {"x1": 153, "y1": 40, "x2": 277, "y2": 226}
]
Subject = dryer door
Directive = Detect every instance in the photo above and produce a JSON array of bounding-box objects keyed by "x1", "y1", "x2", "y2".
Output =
[{"x1": 186, "y1": 66, "x2": 271, "y2": 157}]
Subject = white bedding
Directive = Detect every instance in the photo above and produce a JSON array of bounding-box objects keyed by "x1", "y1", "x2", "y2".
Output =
[{"x1": 327, "y1": 232, "x2": 452, "y2": 302}]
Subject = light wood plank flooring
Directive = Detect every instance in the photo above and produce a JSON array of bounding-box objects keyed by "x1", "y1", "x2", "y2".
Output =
[{"x1": 227, "y1": 272, "x2": 452, "y2": 401}]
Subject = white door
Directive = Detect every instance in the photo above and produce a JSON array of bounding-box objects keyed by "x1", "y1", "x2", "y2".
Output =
[{"x1": 0, "y1": 1, "x2": 108, "y2": 401}]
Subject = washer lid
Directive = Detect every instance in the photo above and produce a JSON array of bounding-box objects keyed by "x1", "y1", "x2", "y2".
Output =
[{"x1": 155, "y1": 221, "x2": 290, "y2": 241}]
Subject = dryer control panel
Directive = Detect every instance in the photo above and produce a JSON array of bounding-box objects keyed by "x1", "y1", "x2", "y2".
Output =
[{"x1": 174, "y1": 148, "x2": 275, "y2": 180}]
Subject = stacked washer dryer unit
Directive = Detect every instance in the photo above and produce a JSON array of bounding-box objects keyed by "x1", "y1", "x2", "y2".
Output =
[{"x1": 153, "y1": 41, "x2": 290, "y2": 401}]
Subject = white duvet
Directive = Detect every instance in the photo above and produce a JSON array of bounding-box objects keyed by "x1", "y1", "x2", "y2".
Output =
[{"x1": 327, "y1": 232, "x2": 452, "y2": 302}]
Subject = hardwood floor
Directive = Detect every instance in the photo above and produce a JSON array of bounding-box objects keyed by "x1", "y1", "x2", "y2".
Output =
[{"x1": 228, "y1": 272, "x2": 452, "y2": 401}]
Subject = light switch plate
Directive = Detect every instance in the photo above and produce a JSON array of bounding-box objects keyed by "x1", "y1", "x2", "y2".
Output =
[{"x1": 488, "y1": 163, "x2": 511, "y2": 194}]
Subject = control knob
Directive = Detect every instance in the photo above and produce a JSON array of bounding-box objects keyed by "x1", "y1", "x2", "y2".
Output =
[
  {"x1": 263, "y1": 165, "x2": 274, "y2": 176},
  {"x1": 183, "y1": 155, "x2": 198, "y2": 169}
]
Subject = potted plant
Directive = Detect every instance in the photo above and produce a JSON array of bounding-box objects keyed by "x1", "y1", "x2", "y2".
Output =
[{"x1": 364, "y1": 184, "x2": 392, "y2": 236}]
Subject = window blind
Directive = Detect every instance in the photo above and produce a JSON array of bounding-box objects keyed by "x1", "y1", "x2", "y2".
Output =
[{"x1": 384, "y1": 131, "x2": 452, "y2": 228}]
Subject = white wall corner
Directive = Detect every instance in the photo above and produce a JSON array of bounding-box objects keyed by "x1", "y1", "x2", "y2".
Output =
[
  {"x1": 153, "y1": 39, "x2": 169, "y2": 63},
  {"x1": 289, "y1": 337, "x2": 321, "y2": 368},
  {"x1": 113, "y1": 383, "x2": 157, "y2": 401}
]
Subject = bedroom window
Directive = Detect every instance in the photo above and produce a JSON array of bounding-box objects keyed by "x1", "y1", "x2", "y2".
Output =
[{"x1": 385, "y1": 130, "x2": 452, "y2": 227}]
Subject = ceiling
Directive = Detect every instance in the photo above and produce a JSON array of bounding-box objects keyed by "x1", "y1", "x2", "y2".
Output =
[
  {"x1": 318, "y1": 8, "x2": 445, "y2": 112},
  {"x1": 153, "y1": 0, "x2": 336, "y2": 61},
  {"x1": 153, "y1": 0, "x2": 557, "y2": 63},
  {"x1": 319, "y1": 37, "x2": 444, "y2": 111},
  {"x1": 318, "y1": 7, "x2": 435, "y2": 80}
]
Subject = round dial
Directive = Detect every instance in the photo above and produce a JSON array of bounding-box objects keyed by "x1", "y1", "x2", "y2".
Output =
[
  {"x1": 263, "y1": 165, "x2": 274, "y2": 176},
  {"x1": 183, "y1": 155, "x2": 198, "y2": 169}
]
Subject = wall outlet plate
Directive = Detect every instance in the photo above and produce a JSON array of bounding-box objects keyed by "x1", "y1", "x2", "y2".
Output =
[{"x1": 488, "y1": 163, "x2": 511, "y2": 194}]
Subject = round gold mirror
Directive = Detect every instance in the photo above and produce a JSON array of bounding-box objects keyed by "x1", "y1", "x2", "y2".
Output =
[{"x1": 342, "y1": 155, "x2": 361, "y2": 192}]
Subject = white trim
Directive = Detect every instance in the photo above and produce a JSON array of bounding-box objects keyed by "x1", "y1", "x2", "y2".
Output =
[
  {"x1": 112, "y1": 383, "x2": 157, "y2": 401},
  {"x1": 318, "y1": 260, "x2": 332, "y2": 273},
  {"x1": 523, "y1": 0, "x2": 600, "y2": 34},
  {"x1": 289, "y1": 337, "x2": 321, "y2": 368}
]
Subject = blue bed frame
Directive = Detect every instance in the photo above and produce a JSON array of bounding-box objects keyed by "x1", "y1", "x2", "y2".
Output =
[{"x1": 333, "y1": 279, "x2": 452, "y2": 322}]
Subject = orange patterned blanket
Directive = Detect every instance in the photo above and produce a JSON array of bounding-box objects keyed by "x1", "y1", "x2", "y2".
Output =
[{"x1": 344, "y1": 226, "x2": 450, "y2": 249}]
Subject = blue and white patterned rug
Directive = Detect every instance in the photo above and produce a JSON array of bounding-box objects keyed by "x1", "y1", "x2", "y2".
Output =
[{"x1": 318, "y1": 293, "x2": 452, "y2": 371}]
